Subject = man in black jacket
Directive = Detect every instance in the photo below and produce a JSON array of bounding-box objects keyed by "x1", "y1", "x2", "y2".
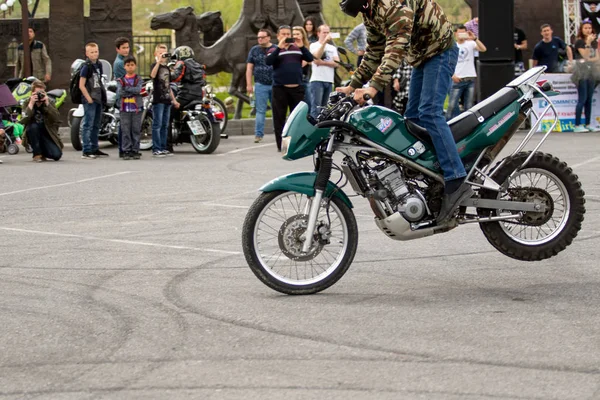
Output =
[{"x1": 169, "y1": 46, "x2": 206, "y2": 151}]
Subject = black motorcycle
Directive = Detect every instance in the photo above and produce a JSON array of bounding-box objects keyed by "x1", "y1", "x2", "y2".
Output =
[{"x1": 169, "y1": 84, "x2": 225, "y2": 154}]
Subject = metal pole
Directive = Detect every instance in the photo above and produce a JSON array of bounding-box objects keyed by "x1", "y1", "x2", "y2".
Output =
[{"x1": 21, "y1": 0, "x2": 31, "y2": 77}]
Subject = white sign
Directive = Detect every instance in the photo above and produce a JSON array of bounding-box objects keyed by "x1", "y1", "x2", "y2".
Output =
[{"x1": 530, "y1": 73, "x2": 600, "y2": 132}]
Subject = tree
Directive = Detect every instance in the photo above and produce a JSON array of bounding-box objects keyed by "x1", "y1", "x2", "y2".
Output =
[{"x1": 18, "y1": 0, "x2": 41, "y2": 18}]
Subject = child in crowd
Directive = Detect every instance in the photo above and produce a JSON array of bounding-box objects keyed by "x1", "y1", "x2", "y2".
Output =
[
  {"x1": 150, "y1": 44, "x2": 178, "y2": 158},
  {"x1": 79, "y1": 42, "x2": 108, "y2": 159},
  {"x1": 117, "y1": 55, "x2": 143, "y2": 160}
]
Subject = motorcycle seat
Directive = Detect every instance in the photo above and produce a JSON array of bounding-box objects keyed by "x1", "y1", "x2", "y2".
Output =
[
  {"x1": 46, "y1": 89, "x2": 65, "y2": 99},
  {"x1": 183, "y1": 100, "x2": 204, "y2": 110},
  {"x1": 405, "y1": 87, "x2": 521, "y2": 147}
]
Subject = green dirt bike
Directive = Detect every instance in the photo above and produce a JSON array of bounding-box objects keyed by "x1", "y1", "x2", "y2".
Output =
[
  {"x1": 242, "y1": 66, "x2": 586, "y2": 295},
  {"x1": 7, "y1": 77, "x2": 68, "y2": 112}
]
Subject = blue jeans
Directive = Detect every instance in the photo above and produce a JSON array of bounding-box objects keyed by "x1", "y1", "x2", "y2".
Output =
[
  {"x1": 576, "y1": 79, "x2": 595, "y2": 126},
  {"x1": 82, "y1": 102, "x2": 102, "y2": 154},
  {"x1": 254, "y1": 82, "x2": 272, "y2": 138},
  {"x1": 27, "y1": 123, "x2": 62, "y2": 160},
  {"x1": 152, "y1": 103, "x2": 171, "y2": 152},
  {"x1": 309, "y1": 81, "x2": 333, "y2": 118},
  {"x1": 303, "y1": 77, "x2": 312, "y2": 115},
  {"x1": 446, "y1": 79, "x2": 475, "y2": 120},
  {"x1": 405, "y1": 44, "x2": 466, "y2": 182}
]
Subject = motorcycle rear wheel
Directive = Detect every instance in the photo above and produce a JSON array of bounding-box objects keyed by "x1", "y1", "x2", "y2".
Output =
[
  {"x1": 478, "y1": 152, "x2": 585, "y2": 261},
  {"x1": 190, "y1": 114, "x2": 221, "y2": 154},
  {"x1": 242, "y1": 190, "x2": 358, "y2": 295}
]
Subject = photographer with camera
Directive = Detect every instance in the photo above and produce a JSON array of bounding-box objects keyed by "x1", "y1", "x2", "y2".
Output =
[
  {"x1": 265, "y1": 25, "x2": 313, "y2": 152},
  {"x1": 309, "y1": 25, "x2": 340, "y2": 119},
  {"x1": 21, "y1": 80, "x2": 63, "y2": 162},
  {"x1": 150, "y1": 44, "x2": 179, "y2": 158},
  {"x1": 446, "y1": 26, "x2": 486, "y2": 120}
]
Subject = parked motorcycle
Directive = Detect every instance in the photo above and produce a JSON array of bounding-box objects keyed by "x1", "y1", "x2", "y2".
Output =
[
  {"x1": 6, "y1": 77, "x2": 68, "y2": 112},
  {"x1": 169, "y1": 84, "x2": 225, "y2": 154},
  {"x1": 242, "y1": 66, "x2": 586, "y2": 295},
  {"x1": 203, "y1": 84, "x2": 228, "y2": 134},
  {"x1": 68, "y1": 60, "x2": 153, "y2": 151}
]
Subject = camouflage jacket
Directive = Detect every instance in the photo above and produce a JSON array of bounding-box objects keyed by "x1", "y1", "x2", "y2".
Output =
[{"x1": 350, "y1": 0, "x2": 454, "y2": 91}]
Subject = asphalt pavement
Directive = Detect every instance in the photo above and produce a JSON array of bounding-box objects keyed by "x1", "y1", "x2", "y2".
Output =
[{"x1": 0, "y1": 132, "x2": 599, "y2": 399}]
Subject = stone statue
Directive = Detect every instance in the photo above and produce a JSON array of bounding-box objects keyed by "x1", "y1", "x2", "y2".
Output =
[
  {"x1": 197, "y1": 11, "x2": 224, "y2": 47},
  {"x1": 152, "y1": 0, "x2": 306, "y2": 119},
  {"x1": 150, "y1": 7, "x2": 225, "y2": 48}
]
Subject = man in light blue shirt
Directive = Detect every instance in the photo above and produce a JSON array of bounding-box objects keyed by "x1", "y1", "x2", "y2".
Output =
[{"x1": 344, "y1": 23, "x2": 367, "y2": 67}]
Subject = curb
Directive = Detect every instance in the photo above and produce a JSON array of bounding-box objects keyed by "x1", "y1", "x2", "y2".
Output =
[{"x1": 58, "y1": 118, "x2": 267, "y2": 139}]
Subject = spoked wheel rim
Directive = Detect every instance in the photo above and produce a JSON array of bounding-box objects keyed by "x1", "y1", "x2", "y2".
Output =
[
  {"x1": 253, "y1": 192, "x2": 349, "y2": 286},
  {"x1": 499, "y1": 168, "x2": 570, "y2": 245},
  {"x1": 189, "y1": 114, "x2": 213, "y2": 152}
]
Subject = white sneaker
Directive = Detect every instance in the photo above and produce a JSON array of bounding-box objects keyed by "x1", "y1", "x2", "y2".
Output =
[
  {"x1": 573, "y1": 125, "x2": 590, "y2": 133},
  {"x1": 585, "y1": 125, "x2": 600, "y2": 132},
  {"x1": 152, "y1": 151, "x2": 166, "y2": 158},
  {"x1": 161, "y1": 150, "x2": 174, "y2": 156}
]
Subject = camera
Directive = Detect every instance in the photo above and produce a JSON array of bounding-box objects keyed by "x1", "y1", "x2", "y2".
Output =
[
  {"x1": 285, "y1": 38, "x2": 294, "y2": 44},
  {"x1": 36, "y1": 91, "x2": 45, "y2": 101},
  {"x1": 162, "y1": 53, "x2": 172, "y2": 59}
]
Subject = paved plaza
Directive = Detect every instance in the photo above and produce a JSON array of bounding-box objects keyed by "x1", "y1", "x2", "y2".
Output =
[{"x1": 0, "y1": 132, "x2": 599, "y2": 399}]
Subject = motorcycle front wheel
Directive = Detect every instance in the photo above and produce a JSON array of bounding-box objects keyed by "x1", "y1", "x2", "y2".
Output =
[
  {"x1": 242, "y1": 190, "x2": 358, "y2": 295},
  {"x1": 70, "y1": 116, "x2": 83, "y2": 151}
]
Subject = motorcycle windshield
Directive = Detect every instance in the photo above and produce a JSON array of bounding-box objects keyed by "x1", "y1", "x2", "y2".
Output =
[{"x1": 282, "y1": 102, "x2": 330, "y2": 160}]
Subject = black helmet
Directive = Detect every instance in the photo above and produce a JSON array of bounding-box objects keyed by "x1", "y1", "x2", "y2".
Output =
[{"x1": 339, "y1": 0, "x2": 368, "y2": 18}]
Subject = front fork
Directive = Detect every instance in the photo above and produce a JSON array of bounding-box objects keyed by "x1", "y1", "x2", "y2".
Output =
[{"x1": 301, "y1": 136, "x2": 335, "y2": 253}]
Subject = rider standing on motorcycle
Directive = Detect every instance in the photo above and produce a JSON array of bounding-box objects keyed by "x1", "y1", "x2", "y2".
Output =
[
  {"x1": 336, "y1": 0, "x2": 473, "y2": 223},
  {"x1": 170, "y1": 46, "x2": 207, "y2": 148}
]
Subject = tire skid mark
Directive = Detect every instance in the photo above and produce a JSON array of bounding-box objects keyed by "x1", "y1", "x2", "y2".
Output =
[
  {"x1": 0, "y1": 272, "x2": 190, "y2": 398},
  {"x1": 0, "y1": 383, "x2": 551, "y2": 400},
  {"x1": 163, "y1": 262, "x2": 600, "y2": 376}
]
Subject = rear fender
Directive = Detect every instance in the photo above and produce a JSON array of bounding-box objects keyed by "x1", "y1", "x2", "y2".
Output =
[{"x1": 260, "y1": 172, "x2": 353, "y2": 209}]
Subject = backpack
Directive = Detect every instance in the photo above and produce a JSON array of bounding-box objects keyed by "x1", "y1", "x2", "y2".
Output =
[
  {"x1": 69, "y1": 61, "x2": 93, "y2": 104},
  {"x1": 182, "y1": 59, "x2": 206, "y2": 87}
]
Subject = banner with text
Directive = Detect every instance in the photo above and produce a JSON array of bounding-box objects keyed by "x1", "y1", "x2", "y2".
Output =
[{"x1": 531, "y1": 73, "x2": 600, "y2": 132}]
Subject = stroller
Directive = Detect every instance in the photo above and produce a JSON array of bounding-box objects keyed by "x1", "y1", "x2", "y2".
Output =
[{"x1": 0, "y1": 83, "x2": 21, "y2": 155}]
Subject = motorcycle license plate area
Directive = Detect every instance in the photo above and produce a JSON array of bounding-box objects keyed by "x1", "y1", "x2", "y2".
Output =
[{"x1": 188, "y1": 120, "x2": 206, "y2": 136}]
